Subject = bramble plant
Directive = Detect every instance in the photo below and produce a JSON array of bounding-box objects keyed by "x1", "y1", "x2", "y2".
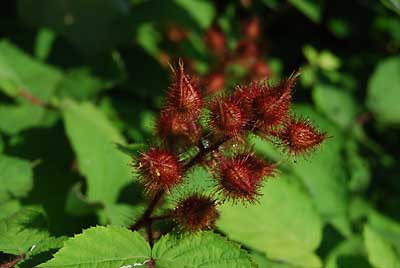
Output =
[
  {"x1": 2, "y1": 1, "x2": 398, "y2": 268},
  {"x1": 127, "y1": 61, "x2": 326, "y2": 261}
]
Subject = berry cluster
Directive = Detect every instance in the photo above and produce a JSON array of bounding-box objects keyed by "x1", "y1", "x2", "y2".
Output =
[
  {"x1": 133, "y1": 62, "x2": 326, "y2": 233},
  {"x1": 162, "y1": 16, "x2": 272, "y2": 96}
]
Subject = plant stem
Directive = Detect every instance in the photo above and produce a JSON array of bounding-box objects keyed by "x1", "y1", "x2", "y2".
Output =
[{"x1": 0, "y1": 254, "x2": 25, "y2": 268}]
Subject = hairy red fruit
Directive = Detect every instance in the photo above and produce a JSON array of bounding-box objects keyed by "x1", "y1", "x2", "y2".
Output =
[
  {"x1": 137, "y1": 148, "x2": 183, "y2": 193},
  {"x1": 209, "y1": 97, "x2": 247, "y2": 138},
  {"x1": 204, "y1": 72, "x2": 225, "y2": 95},
  {"x1": 251, "y1": 60, "x2": 272, "y2": 80},
  {"x1": 174, "y1": 194, "x2": 219, "y2": 232},
  {"x1": 235, "y1": 39, "x2": 259, "y2": 66},
  {"x1": 233, "y1": 72, "x2": 299, "y2": 132},
  {"x1": 204, "y1": 25, "x2": 226, "y2": 56},
  {"x1": 216, "y1": 153, "x2": 273, "y2": 202},
  {"x1": 243, "y1": 17, "x2": 261, "y2": 40},
  {"x1": 166, "y1": 24, "x2": 187, "y2": 43},
  {"x1": 278, "y1": 117, "x2": 327, "y2": 155},
  {"x1": 165, "y1": 61, "x2": 202, "y2": 121},
  {"x1": 156, "y1": 110, "x2": 201, "y2": 145}
]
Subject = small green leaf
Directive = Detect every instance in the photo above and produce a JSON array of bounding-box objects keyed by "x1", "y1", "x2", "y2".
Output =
[
  {"x1": 0, "y1": 208, "x2": 63, "y2": 256},
  {"x1": 326, "y1": 237, "x2": 371, "y2": 268},
  {"x1": 102, "y1": 203, "x2": 145, "y2": 227},
  {"x1": 288, "y1": 0, "x2": 321, "y2": 23},
  {"x1": 346, "y1": 140, "x2": 370, "y2": 192},
  {"x1": 62, "y1": 100, "x2": 133, "y2": 205},
  {"x1": 34, "y1": 28, "x2": 56, "y2": 61},
  {"x1": 218, "y1": 176, "x2": 322, "y2": 268},
  {"x1": 65, "y1": 183, "x2": 103, "y2": 216},
  {"x1": 55, "y1": 68, "x2": 108, "y2": 101},
  {"x1": 174, "y1": 0, "x2": 216, "y2": 29},
  {"x1": 0, "y1": 155, "x2": 33, "y2": 200},
  {"x1": 367, "y1": 56, "x2": 400, "y2": 125},
  {"x1": 0, "y1": 200, "x2": 21, "y2": 220},
  {"x1": 152, "y1": 231, "x2": 254, "y2": 268},
  {"x1": 0, "y1": 104, "x2": 45, "y2": 135},
  {"x1": 313, "y1": 84, "x2": 359, "y2": 129},
  {"x1": 40, "y1": 226, "x2": 151, "y2": 268},
  {"x1": 364, "y1": 225, "x2": 400, "y2": 268},
  {"x1": 381, "y1": 0, "x2": 400, "y2": 15},
  {"x1": 0, "y1": 40, "x2": 62, "y2": 100}
]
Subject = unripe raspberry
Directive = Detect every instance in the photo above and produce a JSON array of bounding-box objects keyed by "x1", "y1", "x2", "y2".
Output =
[
  {"x1": 235, "y1": 39, "x2": 259, "y2": 66},
  {"x1": 216, "y1": 153, "x2": 274, "y2": 202},
  {"x1": 209, "y1": 97, "x2": 247, "y2": 138},
  {"x1": 204, "y1": 72, "x2": 225, "y2": 95},
  {"x1": 204, "y1": 25, "x2": 226, "y2": 56},
  {"x1": 165, "y1": 61, "x2": 202, "y2": 121},
  {"x1": 251, "y1": 60, "x2": 272, "y2": 80},
  {"x1": 136, "y1": 148, "x2": 183, "y2": 193},
  {"x1": 243, "y1": 17, "x2": 261, "y2": 40},
  {"x1": 174, "y1": 194, "x2": 219, "y2": 232},
  {"x1": 166, "y1": 24, "x2": 187, "y2": 43},
  {"x1": 278, "y1": 117, "x2": 327, "y2": 155},
  {"x1": 156, "y1": 110, "x2": 201, "y2": 146}
]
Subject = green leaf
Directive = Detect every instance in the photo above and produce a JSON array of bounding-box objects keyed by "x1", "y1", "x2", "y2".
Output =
[
  {"x1": 252, "y1": 251, "x2": 302, "y2": 268},
  {"x1": 326, "y1": 237, "x2": 372, "y2": 268},
  {"x1": 346, "y1": 140, "x2": 370, "y2": 192},
  {"x1": 313, "y1": 84, "x2": 359, "y2": 129},
  {"x1": 367, "y1": 56, "x2": 400, "y2": 125},
  {"x1": 0, "y1": 40, "x2": 62, "y2": 100},
  {"x1": 381, "y1": 0, "x2": 400, "y2": 15},
  {"x1": 55, "y1": 68, "x2": 108, "y2": 101},
  {"x1": 34, "y1": 28, "x2": 56, "y2": 61},
  {"x1": 364, "y1": 225, "x2": 400, "y2": 268},
  {"x1": 0, "y1": 155, "x2": 33, "y2": 200},
  {"x1": 102, "y1": 203, "x2": 145, "y2": 227},
  {"x1": 368, "y1": 211, "x2": 400, "y2": 253},
  {"x1": 152, "y1": 231, "x2": 254, "y2": 268},
  {"x1": 261, "y1": 0, "x2": 280, "y2": 9},
  {"x1": 289, "y1": 105, "x2": 350, "y2": 236},
  {"x1": 218, "y1": 176, "x2": 322, "y2": 268},
  {"x1": 174, "y1": 0, "x2": 216, "y2": 29},
  {"x1": 0, "y1": 200, "x2": 21, "y2": 220},
  {"x1": 0, "y1": 208, "x2": 63, "y2": 256},
  {"x1": 62, "y1": 100, "x2": 132, "y2": 205},
  {"x1": 0, "y1": 104, "x2": 45, "y2": 135},
  {"x1": 288, "y1": 0, "x2": 321, "y2": 23},
  {"x1": 40, "y1": 226, "x2": 151, "y2": 268},
  {"x1": 65, "y1": 182, "x2": 103, "y2": 216}
]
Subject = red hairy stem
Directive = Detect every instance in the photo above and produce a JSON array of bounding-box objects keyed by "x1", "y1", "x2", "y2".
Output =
[
  {"x1": 0, "y1": 255, "x2": 25, "y2": 268},
  {"x1": 130, "y1": 190, "x2": 164, "y2": 231}
]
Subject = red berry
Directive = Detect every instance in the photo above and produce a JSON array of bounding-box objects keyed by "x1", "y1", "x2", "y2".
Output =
[
  {"x1": 278, "y1": 117, "x2": 327, "y2": 155},
  {"x1": 204, "y1": 25, "x2": 226, "y2": 56},
  {"x1": 235, "y1": 39, "x2": 259, "y2": 66},
  {"x1": 156, "y1": 110, "x2": 201, "y2": 146},
  {"x1": 166, "y1": 24, "x2": 187, "y2": 43},
  {"x1": 209, "y1": 97, "x2": 247, "y2": 138},
  {"x1": 174, "y1": 194, "x2": 219, "y2": 232},
  {"x1": 165, "y1": 61, "x2": 202, "y2": 121},
  {"x1": 233, "y1": 72, "x2": 299, "y2": 132},
  {"x1": 216, "y1": 153, "x2": 274, "y2": 202},
  {"x1": 136, "y1": 148, "x2": 183, "y2": 193},
  {"x1": 251, "y1": 60, "x2": 272, "y2": 80},
  {"x1": 204, "y1": 72, "x2": 225, "y2": 95},
  {"x1": 243, "y1": 17, "x2": 261, "y2": 40}
]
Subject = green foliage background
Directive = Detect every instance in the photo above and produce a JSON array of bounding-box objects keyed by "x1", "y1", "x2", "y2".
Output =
[{"x1": 0, "y1": 0, "x2": 400, "y2": 267}]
